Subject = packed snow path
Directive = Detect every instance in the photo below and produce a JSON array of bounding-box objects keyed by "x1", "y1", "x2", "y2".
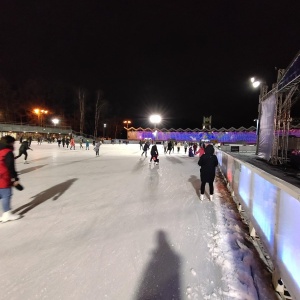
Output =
[{"x1": 0, "y1": 143, "x2": 278, "y2": 300}]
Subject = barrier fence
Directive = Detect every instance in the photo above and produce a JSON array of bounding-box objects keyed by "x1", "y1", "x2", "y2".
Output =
[{"x1": 216, "y1": 149, "x2": 300, "y2": 299}]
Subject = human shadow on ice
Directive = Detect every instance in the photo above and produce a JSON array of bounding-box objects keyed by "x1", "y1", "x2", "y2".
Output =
[
  {"x1": 188, "y1": 175, "x2": 200, "y2": 198},
  {"x1": 13, "y1": 178, "x2": 78, "y2": 215},
  {"x1": 18, "y1": 165, "x2": 47, "y2": 175},
  {"x1": 132, "y1": 158, "x2": 147, "y2": 172},
  {"x1": 165, "y1": 156, "x2": 183, "y2": 164},
  {"x1": 135, "y1": 230, "x2": 181, "y2": 300}
]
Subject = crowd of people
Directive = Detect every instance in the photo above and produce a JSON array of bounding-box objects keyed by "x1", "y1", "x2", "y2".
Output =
[
  {"x1": 0, "y1": 136, "x2": 218, "y2": 223},
  {"x1": 139, "y1": 139, "x2": 218, "y2": 201}
]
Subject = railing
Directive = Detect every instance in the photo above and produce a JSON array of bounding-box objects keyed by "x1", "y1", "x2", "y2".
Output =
[
  {"x1": 0, "y1": 122, "x2": 72, "y2": 134},
  {"x1": 216, "y1": 148, "x2": 300, "y2": 299}
]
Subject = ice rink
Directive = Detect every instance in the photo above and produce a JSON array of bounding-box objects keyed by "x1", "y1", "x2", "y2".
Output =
[{"x1": 0, "y1": 142, "x2": 279, "y2": 300}]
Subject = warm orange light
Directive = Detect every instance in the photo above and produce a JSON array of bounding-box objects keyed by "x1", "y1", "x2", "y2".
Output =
[{"x1": 34, "y1": 108, "x2": 48, "y2": 115}]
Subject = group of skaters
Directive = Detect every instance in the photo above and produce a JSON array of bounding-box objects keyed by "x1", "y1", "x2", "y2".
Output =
[
  {"x1": 141, "y1": 140, "x2": 159, "y2": 165},
  {"x1": 140, "y1": 139, "x2": 218, "y2": 201}
]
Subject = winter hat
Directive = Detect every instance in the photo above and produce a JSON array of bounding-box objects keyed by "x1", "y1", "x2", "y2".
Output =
[{"x1": 1, "y1": 135, "x2": 16, "y2": 144}]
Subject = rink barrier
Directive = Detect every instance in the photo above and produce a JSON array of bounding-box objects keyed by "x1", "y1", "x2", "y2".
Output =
[{"x1": 216, "y1": 149, "x2": 300, "y2": 300}]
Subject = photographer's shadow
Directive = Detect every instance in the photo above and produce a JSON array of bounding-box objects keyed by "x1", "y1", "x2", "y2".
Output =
[
  {"x1": 135, "y1": 230, "x2": 181, "y2": 300},
  {"x1": 13, "y1": 178, "x2": 78, "y2": 215}
]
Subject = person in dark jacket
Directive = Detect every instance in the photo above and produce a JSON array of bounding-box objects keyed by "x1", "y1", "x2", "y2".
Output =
[
  {"x1": 149, "y1": 143, "x2": 159, "y2": 165},
  {"x1": 141, "y1": 141, "x2": 150, "y2": 157},
  {"x1": 0, "y1": 135, "x2": 21, "y2": 222},
  {"x1": 198, "y1": 144, "x2": 218, "y2": 201},
  {"x1": 14, "y1": 139, "x2": 33, "y2": 164}
]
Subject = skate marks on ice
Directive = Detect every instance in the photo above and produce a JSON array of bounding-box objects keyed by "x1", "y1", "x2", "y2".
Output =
[
  {"x1": 134, "y1": 230, "x2": 182, "y2": 300},
  {"x1": 188, "y1": 175, "x2": 200, "y2": 198},
  {"x1": 203, "y1": 173, "x2": 278, "y2": 300},
  {"x1": 13, "y1": 178, "x2": 78, "y2": 215}
]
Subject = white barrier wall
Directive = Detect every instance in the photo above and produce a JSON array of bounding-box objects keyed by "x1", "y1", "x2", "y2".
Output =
[{"x1": 216, "y1": 149, "x2": 300, "y2": 299}]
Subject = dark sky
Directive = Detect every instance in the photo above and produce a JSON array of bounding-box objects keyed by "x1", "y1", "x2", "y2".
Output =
[{"x1": 1, "y1": 0, "x2": 300, "y2": 129}]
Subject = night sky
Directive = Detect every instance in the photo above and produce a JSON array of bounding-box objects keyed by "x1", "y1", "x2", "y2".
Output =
[{"x1": 1, "y1": 1, "x2": 300, "y2": 130}]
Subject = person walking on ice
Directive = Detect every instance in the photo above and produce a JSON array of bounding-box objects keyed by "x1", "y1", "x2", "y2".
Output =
[
  {"x1": 86, "y1": 139, "x2": 90, "y2": 150},
  {"x1": 14, "y1": 139, "x2": 33, "y2": 164},
  {"x1": 94, "y1": 140, "x2": 101, "y2": 156},
  {"x1": 198, "y1": 144, "x2": 218, "y2": 201},
  {"x1": 141, "y1": 141, "x2": 150, "y2": 157}
]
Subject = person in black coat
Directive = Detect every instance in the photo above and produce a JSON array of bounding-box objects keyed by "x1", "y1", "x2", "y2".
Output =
[
  {"x1": 14, "y1": 140, "x2": 33, "y2": 164},
  {"x1": 141, "y1": 141, "x2": 150, "y2": 157},
  {"x1": 149, "y1": 144, "x2": 159, "y2": 165},
  {"x1": 198, "y1": 144, "x2": 218, "y2": 201}
]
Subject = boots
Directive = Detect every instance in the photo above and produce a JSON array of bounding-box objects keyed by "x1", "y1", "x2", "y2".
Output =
[
  {"x1": 24, "y1": 160, "x2": 29, "y2": 164},
  {"x1": 1, "y1": 210, "x2": 20, "y2": 222},
  {"x1": 200, "y1": 194, "x2": 204, "y2": 201},
  {"x1": 209, "y1": 195, "x2": 213, "y2": 201}
]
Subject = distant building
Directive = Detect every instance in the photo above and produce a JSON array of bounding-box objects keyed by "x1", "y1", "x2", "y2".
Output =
[{"x1": 202, "y1": 116, "x2": 212, "y2": 130}]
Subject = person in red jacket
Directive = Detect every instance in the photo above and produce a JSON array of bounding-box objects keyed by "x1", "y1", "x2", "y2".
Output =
[
  {"x1": 195, "y1": 143, "x2": 206, "y2": 157},
  {"x1": 0, "y1": 135, "x2": 21, "y2": 222}
]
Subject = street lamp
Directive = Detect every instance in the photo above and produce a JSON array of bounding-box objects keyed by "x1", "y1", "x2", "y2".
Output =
[
  {"x1": 52, "y1": 118, "x2": 59, "y2": 126},
  {"x1": 33, "y1": 108, "x2": 48, "y2": 126},
  {"x1": 250, "y1": 77, "x2": 268, "y2": 155},
  {"x1": 123, "y1": 120, "x2": 131, "y2": 129},
  {"x1": 103, "y1": 123, "x2": 107, "y2": 138},
  {"x1": 149, "y1": 114, "x2": 162, "y2": 140}
]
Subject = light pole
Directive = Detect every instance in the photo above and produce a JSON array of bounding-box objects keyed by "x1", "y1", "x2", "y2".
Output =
[
  {"x1": 123, "y1": 120, "x2": 131, "y2": 129},
  {"x1": 103, "y1": 123, "x2": 107, "y2": 138},
  {"x1": 149, "y1": 114, "x2": 162, "y2": 141},
  {"x1": 250, "y1": 77, "x2": 268, "y2": 155},
  {"x1": 123, "y1": 120, "x2": 131, "y2": 139},
  {"x1": 33, "y1": 108, "x2": 48, "y2": 126}
]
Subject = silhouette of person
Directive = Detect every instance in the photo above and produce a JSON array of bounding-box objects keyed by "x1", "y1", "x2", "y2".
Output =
[{"x1": 135, "y1": 231, "x2": 181, "y2": 300}]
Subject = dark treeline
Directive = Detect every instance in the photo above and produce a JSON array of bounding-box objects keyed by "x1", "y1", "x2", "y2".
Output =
[{"x1": 0, "y1": 76, "x2": 124, "y2": 138}]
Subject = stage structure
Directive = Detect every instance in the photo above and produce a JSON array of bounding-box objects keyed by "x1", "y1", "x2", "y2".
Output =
[{"x1": 257, "y1": 50, "x2": 300, "y2": 164}]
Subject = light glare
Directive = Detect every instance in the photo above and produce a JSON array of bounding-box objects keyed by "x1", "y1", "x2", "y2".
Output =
[{"x1": 149, "y1": 114, "x2": 162, "y2": 124}]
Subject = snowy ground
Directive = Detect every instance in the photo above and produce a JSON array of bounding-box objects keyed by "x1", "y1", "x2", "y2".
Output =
[{"x1": 0, "y1": 142, "x2": 279, "y2": 300}]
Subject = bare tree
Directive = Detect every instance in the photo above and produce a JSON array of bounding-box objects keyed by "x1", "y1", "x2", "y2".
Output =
[
  {"x1": 77, "y1": 88, "x2": 86, "y2": 135},
  {"x1": 94, "y1": 89, "x2": 107, "y2": 139}
]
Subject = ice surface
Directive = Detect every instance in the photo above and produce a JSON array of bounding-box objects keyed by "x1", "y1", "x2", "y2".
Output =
[{"x1": 0, "y1": 143, "x2": 279, "y2": 299}]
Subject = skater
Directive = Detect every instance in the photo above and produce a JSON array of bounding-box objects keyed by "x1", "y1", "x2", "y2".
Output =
[
  {"x1": 163, "y1": 140, "x2": 168, "y2": 153},
  {"x1": 62, "y1": 137, "x2": 65, "y2": 148},
  {"x1": 0, "y1": 135, "x2": 21, "y2": 222},
  {"x1": 198, "y1": 144, "x2": 218, "y2": 201},
  {"x1": 177, "y1": 141, "x2": 181, "y2": 153},
  {"x1": 14, "y1": 139, "x2": 33, "y2": 164},
  {"x1": 183, "y1": 141, "x2": 188, "y2": 154},
  {"x1": 188, "y1": 146, "x2": 194, "y2": 157},
  {"x1": 193, "y1": 143, "x2": 198, "y2": 155},
  {"x1": 149, "y1": 143, "x2": 159, "y2": 165},
  {"x1": 195, "y1": 143, "x2": 206, "y2": 157},
  {"x1": 167, "y1": 141, "x2": 172, "y2": 154},
  {"x1": 70, "y1": 138, "x2": 75, "y2": 150},
  {"x1": 86, "y1": 139, "x2": 90, "y2": 150},
  {"x1": 79, "y1": 138, "x2": 84, "y2": 149},
  {"x1": 139, "y1": 140, "x2": 143, "y2": 150},
  {"x1": 65, "y1": 138, "x2": 70, "y2": 148},
  {"x1": 141, "y1": 141, "x2": 150, "y2": 157},
  {"x1": 94, "y1": 140, "x2": 101, "y2": 156}
]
